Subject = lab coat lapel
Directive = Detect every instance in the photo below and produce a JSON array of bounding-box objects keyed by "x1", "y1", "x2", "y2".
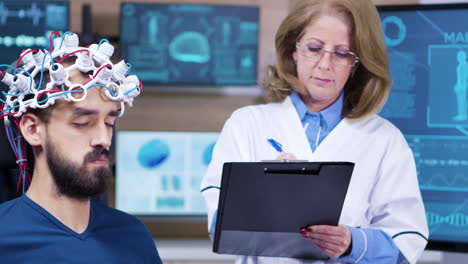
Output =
[
  {"x1": 277, "y1": 97, "x2": 314, "y2": 160},
  {"x1": 313, "y1": 118, "x2": 364, "y2": 160}
]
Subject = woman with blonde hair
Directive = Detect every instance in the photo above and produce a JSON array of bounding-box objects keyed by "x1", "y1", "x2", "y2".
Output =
[{"x1": 201, "y1": 0, "x2": 428, "y2": 263}]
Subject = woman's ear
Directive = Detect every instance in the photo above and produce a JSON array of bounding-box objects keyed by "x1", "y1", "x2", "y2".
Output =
[
  {"x1": 19, "y1": 113, "x2": 44, "y2": 147},
  {"x1": 292, "y1": 51, "x2": 298, "y2": 65}
]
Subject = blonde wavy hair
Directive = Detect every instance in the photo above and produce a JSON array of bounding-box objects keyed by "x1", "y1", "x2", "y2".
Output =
[{"x1": 264, "y1": 0, "x2": 391, "y2": 119}]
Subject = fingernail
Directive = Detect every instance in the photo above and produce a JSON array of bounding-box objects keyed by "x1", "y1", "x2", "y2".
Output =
[
  {"x1": 299, "y1": 230, "x2": 307, "y2": 235},
  {"x1": 306, "y1": 227, "x2": 313, "y2": 232}
]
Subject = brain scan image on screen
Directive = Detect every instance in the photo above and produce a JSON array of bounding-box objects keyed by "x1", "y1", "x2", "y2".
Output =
[
  {"x1": 116, "y1": 131, "x2": 219, "y2": 215},
  {"x1": 137, "y1": 139, "x2": 170, "y2": 169},
  {"x1": 120, "y1": 3, "x2": 259, "y2": 86}
]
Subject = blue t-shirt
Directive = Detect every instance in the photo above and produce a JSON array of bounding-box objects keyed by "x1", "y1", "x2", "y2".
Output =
[{"x1": 0, "y1": 195, "x2": 162, "y2": 263}]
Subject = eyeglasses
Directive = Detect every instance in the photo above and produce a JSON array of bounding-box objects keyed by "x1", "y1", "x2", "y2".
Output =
[{"x1": 295, "y1": 41, "x2": 360, "y2": 67}]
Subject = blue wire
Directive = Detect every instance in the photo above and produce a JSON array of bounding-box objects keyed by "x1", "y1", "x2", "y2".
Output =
[
  {"x1": 5, "y1": 120, "x2": 23, "y2": 193},
  {"x1": 48, "y1": 31, "x2": 61, "y2": 50},
  {"x1": 13, "y1": 68, "x2": 34, "y2": 92},
  {"x1": 0, "y1": 97, "x2": 6, "y2": 104},
  {"x1": 124, "y1": 63, "x2": 132, "y2": 76},
  {"x1": 87, "y1": 84, "x2": 115, "y2": 97},
  {"x1": 57, "y1": 31, "x2": 74, "y2": 50},
  {"x1": 2, "y1": 91, "x2": 19, "y2": 97},
  {"x1": 124, "y1": 86, "x2": 139, "y2": 96},
  {"x1": 46, "y1": 51, "x2": 54, "y2": 64},
  {"x1": 8, "y1": 122, "x2": 27, "y2": 194},
  {"x1": 97, "y1": 39, "x2": 110, "y2": 49},
  {"x1": 2, "y1": 84, "x2": 117, "y2": 114},
  {"x1": 0, "y1": 64, "x2": 17, "y2": 73},
  {"x1": 36, "y1": 90, "x2": 83, "y2": 105},
  {"x1": 22, "y1": 170, "x2": 26, "y2": 193},
  {"x1": 1, "y1": 91, "x2": 20, "y2": 114},
  {"x1": 2, "y1": 83, "x2": 118, "y2": 115},
  {"x1": 1, "y1": 105, "x2": 19, "y2": 113},
  {"x1": 13, "y1": 124, "x2": 25, "y2": 193},
  {"x1": 37, "y1": 51, "x2": 54, "y2": 91},
  {"x1": 61, "y1": 84, "x2": 69, "y2": 99},
  {"x1": 16, "y1": 131, "x2": 23, "y2": 163}
]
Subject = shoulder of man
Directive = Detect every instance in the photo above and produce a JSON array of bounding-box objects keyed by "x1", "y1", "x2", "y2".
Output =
[
  {"x1": 0, "y1": 196, "x2": 29, "y2": 234},
  {"x1": 0, "y1": 196, "x2": 24, "y2": 218}
]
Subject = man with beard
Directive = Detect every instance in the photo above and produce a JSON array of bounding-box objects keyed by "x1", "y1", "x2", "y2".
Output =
[{"x1": 0, "y1": 32, "x2": 162, "y2": 263}]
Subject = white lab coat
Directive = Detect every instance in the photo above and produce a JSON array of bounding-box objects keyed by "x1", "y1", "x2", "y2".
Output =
[{"x1": 201, "y1": 96, "x2": 428, "y2": 264}]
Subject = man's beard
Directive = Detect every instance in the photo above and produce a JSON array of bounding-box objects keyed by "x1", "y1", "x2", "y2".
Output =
[{"x1": 45, "y1": 140, "x2": 112, "y2": 200}]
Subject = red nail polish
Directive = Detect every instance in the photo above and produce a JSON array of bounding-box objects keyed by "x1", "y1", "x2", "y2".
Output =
[
  {"x1": 306, "y1": 227, "x2": 313, "y2": 232},
  {"x1": 299, "y1": 230, "x2": 307, "y2": 235}
]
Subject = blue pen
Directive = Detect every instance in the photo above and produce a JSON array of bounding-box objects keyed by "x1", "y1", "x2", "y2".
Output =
[{"x1": 267, "y1": 138, "x2": 283, "y2": 153}]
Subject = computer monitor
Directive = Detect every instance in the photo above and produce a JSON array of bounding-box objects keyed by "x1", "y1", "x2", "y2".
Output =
[
  {"x1": 119, "y1": 2, "x2": 260, "y2": 87},
  {"x1": 115, "y1": 131, "x2": 219, "y2": 216},
  {"x1": 0, "y1": 0, "x2": 72, "y2": 203},
  {"x1": 378, "y1": 3, "x2": 468, "y2": 252},
  {"x1": 0, "y1": 0, "x2": 69, "y2": 65}
]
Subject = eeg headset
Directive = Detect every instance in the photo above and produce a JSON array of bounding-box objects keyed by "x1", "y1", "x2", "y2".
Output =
[{"x1": 0, "y1": 31, "x2": 142, "y2": 194}]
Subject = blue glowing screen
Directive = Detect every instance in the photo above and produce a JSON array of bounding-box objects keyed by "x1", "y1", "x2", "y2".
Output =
[
  {"x1": 116, "y1": 131, "x2": 219, "y2": 215},
  {"x1": 0, "y1": 1, "x2": 69, "y2": 65},
  {"x1": 120, "y1": 2, "x2": 259, "y2": 86},
  {"x1": 379, "y1": 5, "x2": 468, "y2": 244}
]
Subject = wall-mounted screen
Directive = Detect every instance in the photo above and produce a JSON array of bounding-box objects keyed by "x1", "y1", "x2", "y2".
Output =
[
  {"x1": 378, "y1": 3, "x2": 468, "y2": 252},
  {"x1": 115, "y1": 131, "x2": 219, "y2": 216},
  {"x1": 0, "y1": 0, "x2": 69, "y2": 202},
  {"x1": 120, "y1": 2, "x2": 259, "y2": 86},
  {"x1": 0, "y1": 0, "x2": 69, "y2": 65}
]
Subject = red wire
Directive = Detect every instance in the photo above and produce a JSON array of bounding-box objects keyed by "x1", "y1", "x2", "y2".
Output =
[
  {"x1": 13, "y1": 119, "x2": 31, "y2": 186},
  {"x1": 57, "y1": 49, "x2": 90, "y2": 64},
  {"x1": 16, "y1": 176, "x2": 22, "y2": 193},
  {"x1": 82, "y1": 64, "x2": 112, "y2": 86},
  {"x1": 37, "y1": 90, "x2": 62, "y2": 102},
  {"x1": 5, "y1": 118, "x2": 28, "y2": 194},
  {"x1": 92, "y1": 64, "x2": 112, "y2": 78},
  {"x1": 15, "y1": 119, "x2": 28, "y2": 168},
  {"x1": 139, "y1": 81, "x2": 144, "y2": 91},
  {"x1": 49, "y1": 31, "x2": 62, "y2": 52},
  {"x1": 0, "y1": 71, "x2": 4, "y2": 78},
  {"x1": 12, "y1": 116, "x2": 19, "y2": 127},
  {"x1": 82, "y1": 79, "x2": 92, "y2": 85},
  {"x1": 0, "y1": 112, "x2": 17, "y2": 118},
  {"x1": 15, "y1": 49, "x2": 38, "y2": 68}
]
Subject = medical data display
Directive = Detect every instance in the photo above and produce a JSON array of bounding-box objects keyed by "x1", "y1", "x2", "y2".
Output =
[
  {"x1": 0, "y1": 1, "x2": 69, "y2": 65},
  {"x1": 378, "y1": 4, "x2": 468, "y2": 246},
  {"x1": 115, "y1": 131, "x2": 219, "y2": 215},
  {"x1": 119, "y1": 3, "x2": 259, "y2": 86}
]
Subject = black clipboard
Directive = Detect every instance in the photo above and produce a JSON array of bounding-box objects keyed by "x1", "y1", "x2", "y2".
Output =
[{"x1": 213, "y1": 161, "x2": 354, "y2": 260}]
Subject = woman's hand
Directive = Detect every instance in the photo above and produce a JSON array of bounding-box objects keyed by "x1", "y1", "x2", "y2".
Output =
[
  {"x1": 300, "y1": 225, "x2": 352, "y2": 258},
  {"x1": 275, "y1": 152, "x2": 297, "y2": 160}
]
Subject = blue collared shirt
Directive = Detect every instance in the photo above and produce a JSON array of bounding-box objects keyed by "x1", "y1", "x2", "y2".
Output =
[{"x1": 290, "y1": 91, "x2": 343, "y2": 151}]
